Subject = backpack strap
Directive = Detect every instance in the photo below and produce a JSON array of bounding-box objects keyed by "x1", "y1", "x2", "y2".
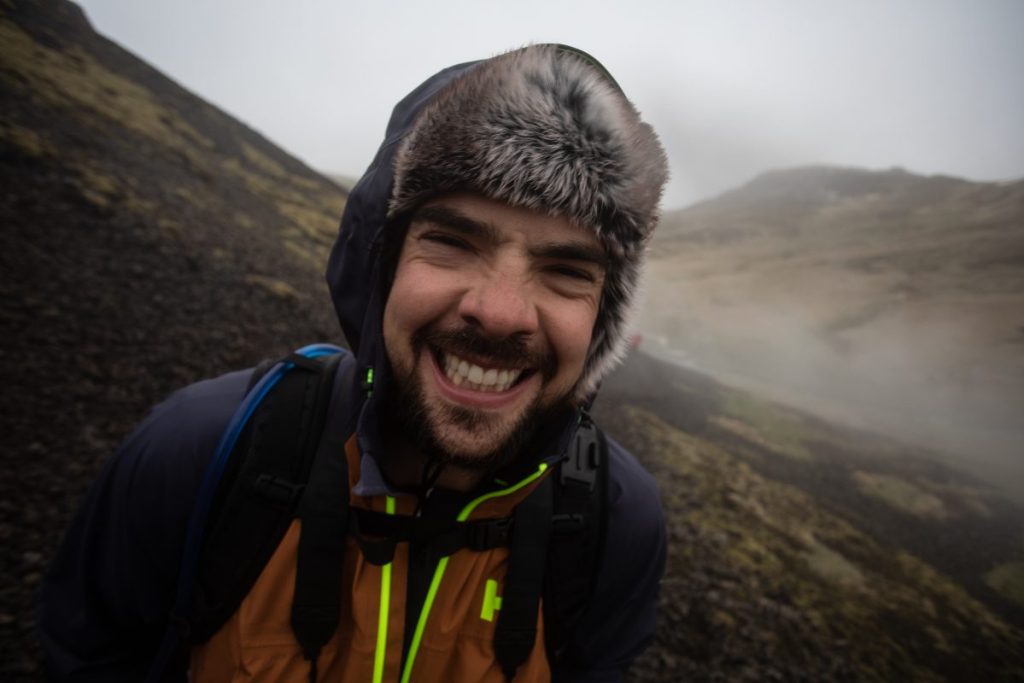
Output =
[
  {"x1": 190, "y1": 351, "x2": 346, "y2": 641},
  {"x1": 290, "y1": 358, "x2": 352, "y2": 676},
  {"x1": 350, "y1": 508, "x2": 514, "y2": 565},
  {"x1": 494, "y1": 472, "x2": 554, "y2": 681},
  {"x1": 543, "y1": 413, "x2": 609, "y2": 667},
  {"x1": 492, "y1": 413, "x2": 609, "y2": 680},
  {"x1": 145, "y1": 344, "x2": 352, "y2": 683}
]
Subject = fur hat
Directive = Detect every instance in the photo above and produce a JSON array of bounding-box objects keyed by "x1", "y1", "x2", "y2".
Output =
[{"x1": 389, "y1": 44, "x2": 669, "y2": 399}]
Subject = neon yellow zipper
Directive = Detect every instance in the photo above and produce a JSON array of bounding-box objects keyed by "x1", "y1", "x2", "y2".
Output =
[
  {"x1": 372, "y1": 496, "x2": 396, "y2": 683},
  {"x1": 398, "y1": 464, "x2": 549, "y2": 683}
]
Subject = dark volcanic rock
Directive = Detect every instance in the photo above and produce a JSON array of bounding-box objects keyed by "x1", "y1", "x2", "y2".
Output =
[
  {"x1": 1, "y1": 1, "x2": 344, "y2": 678},
  {"x1": 3, "y1": 2, "x2": 1023, "y2": 682}
]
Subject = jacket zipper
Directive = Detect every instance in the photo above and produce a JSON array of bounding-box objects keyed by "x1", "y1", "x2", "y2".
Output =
[{"x1": 397, "y1": 463, "x2": 549, "y2": 683}]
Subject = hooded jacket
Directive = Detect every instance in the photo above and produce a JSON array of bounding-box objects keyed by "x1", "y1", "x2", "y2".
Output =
[{"x1": 41, "y1": 45, "x2": 668, "y2": 682}]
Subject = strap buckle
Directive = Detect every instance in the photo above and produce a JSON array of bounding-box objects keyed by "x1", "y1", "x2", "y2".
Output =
[
  {"x1": 468, "y1": 517, "x2": 513, "y2": 550},
  {"x1": 560, "y1": 419, "x2": 601, "y2": 492},
  {"x1": 168, "y1": 609, "x2": 192, "y2": 639},
  {"x1": 551, "y1": 513, "x2": 586, "y2": 534},
  {"x1": 253, "y1": 474, "x2": 305, "y2": 509}
]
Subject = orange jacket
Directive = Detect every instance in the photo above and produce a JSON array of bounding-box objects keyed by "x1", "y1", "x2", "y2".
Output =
[{"x1": 191, "y1": 435, "x2": 552, "y2": 683}]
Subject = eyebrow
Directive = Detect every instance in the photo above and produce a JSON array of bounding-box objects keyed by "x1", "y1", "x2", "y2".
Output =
[
  {"x1": 530, "y1": 242, "x2": 608, "y2": 271},
  {"x1": 412, "y1": 205, "x2": 502, "y2": 243},
  {"x1": 412, "y1": 204, "x2": 608, "y2": 271}
]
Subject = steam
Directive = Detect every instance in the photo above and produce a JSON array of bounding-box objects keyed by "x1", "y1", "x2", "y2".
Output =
[{"x1": 638, "y1": 276, "x2": 1024, "y2": 493}]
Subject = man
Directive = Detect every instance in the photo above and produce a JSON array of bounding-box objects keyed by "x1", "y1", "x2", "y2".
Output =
[{"x1": 41, "y1": 44, "x2": 669, "y2": 681}]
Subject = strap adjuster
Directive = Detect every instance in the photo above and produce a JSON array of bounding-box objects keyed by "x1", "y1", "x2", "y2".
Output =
[
  {"x1": 551, "y1": 513, "x2": 586, "y2": 534},
  {"x1": 253, "y1": 474, "x2": 304, "y2": 508},
  {"x1": 168, "y1": 609, "x2": 191, "y2": 639},
  {"x1": 468, "y1": 517, "x2": 513, "y2": 550},
  {"x1": 560, "y1": 421, "x2": 601, "y2": 492}
]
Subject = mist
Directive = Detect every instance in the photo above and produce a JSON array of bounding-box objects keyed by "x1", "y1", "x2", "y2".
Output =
[
  {"x1": 75, "y1": 0, "x2": 1024, "y2": 209},
  {"x1": 639, "y1": 169, "x2": 1024, "y2": 493}
]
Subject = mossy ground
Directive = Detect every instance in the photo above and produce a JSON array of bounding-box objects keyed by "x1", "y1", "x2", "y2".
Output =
[{"x1": 595, "y1": 352, "x2": 1024, "y2": 681}]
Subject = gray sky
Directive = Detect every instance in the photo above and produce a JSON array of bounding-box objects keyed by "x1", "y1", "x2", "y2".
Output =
[{"x1": 78, "y1": 0, "x2": 1024, "y2": 209}]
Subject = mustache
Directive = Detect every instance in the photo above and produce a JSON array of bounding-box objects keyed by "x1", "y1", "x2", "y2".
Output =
[{"x1": 414, "y1": 327, "x2": 556, "y2": 378}]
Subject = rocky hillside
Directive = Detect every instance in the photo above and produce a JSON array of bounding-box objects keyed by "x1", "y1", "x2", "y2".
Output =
[
  {"x1": 641, "y1": 166, "x2": 1024, "y2": 491},
  {"x1": 0, "y1": 0, "x2": 345, "y2": 677},
  {"x1": 594, "y1": 352, "x2": 1024, "y2": 681},
  {"x1": 1, "y1": 2, "x2": 1022, "y2": 681}
]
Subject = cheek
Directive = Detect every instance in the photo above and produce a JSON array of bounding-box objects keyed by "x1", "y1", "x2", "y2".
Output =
[
  {"x1": 383, "y1": 263, "x2": 459, "y2": 344},
  {"x1": 543, "y1": 301, "x2": 598, "y2": 375}
]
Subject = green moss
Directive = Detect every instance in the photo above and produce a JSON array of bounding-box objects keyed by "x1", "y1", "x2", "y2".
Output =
[
  {"x1": 984, "y1": 562, "x2": 1024, "y2": 608},
  {"x1": 278, "y1": 200, "x2": 338, "y2": 243},
  {"x1": 0, "y1": 19, "x2": 213, "y2": 157},
  {"x1": 802, "y1": 538, "x2": 865, "y2": 588},
  {"x1": 66, "y1": 162, "x2": 123, "y2": 209},
  {"x1": 0, "y1": 121, "x2": 55, "y2": 157},
  {"x1": 616, "y1": 405, "x2": 1022, "y2": 679},
  {"x1": 718, "y1": 388, "x2": 813, "y2": 460},
  {"x1": 231, "y1": 212, "x2": 257, "y2": 231},
  {"x1": 240, "y1": 141, "x2": 287, "y2": 179},
  {"x1": 853, "y1": 471, "x2": 947, "y2": 520},
  {"x1": 244, "y1": 275, "x2": 301, "y2": 300},
  {"x1": 284, "y1": 240, "x2": 322, "y2": 269},
  {"x1": 219, "y1": 154, "x2": 343, "y2": 248}
]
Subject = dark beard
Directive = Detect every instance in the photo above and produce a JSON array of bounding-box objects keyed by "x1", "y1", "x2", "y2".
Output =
[{"x1": 383, "y1": 327, "x2": 568, "y2": 473}]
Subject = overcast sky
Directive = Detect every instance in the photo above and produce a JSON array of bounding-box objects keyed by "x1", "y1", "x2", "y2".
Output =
[{"x1": 77, "y1": 0, "x2": 1024, "y2": 209}]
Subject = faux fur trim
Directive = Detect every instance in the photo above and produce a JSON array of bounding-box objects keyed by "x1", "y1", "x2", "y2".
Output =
[{"x1": 389, "y1": 45, "x2": 669, "y2": 399}]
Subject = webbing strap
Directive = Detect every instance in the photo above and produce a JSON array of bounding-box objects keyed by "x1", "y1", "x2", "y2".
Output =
[
  {"x1": 351, "y1": 508, "x2": 514, "y2": 565},
  {"x1": 494, "y1": 474, "x2": 554, "y2": 681},
  {"x1": 187, "y1": 355, "x2": 338, "y2": 642},
  {"x1": 291, "y1": 399, "x2": 351, "y2": 665},
  {"x1": 543, "y1": 417, "x2": 608, "y2": 666},
  {"x1": 145, "y1": 344, "x2": 345, "y2": 683}
]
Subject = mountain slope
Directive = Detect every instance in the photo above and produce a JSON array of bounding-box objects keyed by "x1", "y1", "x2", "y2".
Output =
[
  {"x1": 641, "y1": 166, "x2": 1024, "y2": 490},
  {"x1": 0, "y1": 1, "x2": 345, "y2": 676},
  {"x1": 1, "y1": 3, "x2": 1022, "y2": 682},
  {"x1": 593, "y1": 351, "x2": 1024, "y2": 681}
]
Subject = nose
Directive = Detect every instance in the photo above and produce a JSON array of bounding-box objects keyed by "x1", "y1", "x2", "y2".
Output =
[{"x1": 458, "y1": 267, "x2": 539, "y2": 339}]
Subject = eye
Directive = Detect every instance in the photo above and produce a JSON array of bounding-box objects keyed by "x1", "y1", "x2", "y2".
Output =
[
  {"x1": 420, "y1": 231, "x2": 471, "y2": 250},
  {"x1": 547, "y1": 264, "x2": 597, "y2": 283}
]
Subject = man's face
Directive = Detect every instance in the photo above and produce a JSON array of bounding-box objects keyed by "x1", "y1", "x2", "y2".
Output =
[{"x1": 382, "y1": 193, "x2": 606, "y2": 469}]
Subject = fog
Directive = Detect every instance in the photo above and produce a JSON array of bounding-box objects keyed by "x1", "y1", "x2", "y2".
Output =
[
  {"x1": 640, "y1": 267, "x2": 1024, "y2": 493},
  {"x1": 77, "y1": 0, "x2": 1024, "y2": 208}
]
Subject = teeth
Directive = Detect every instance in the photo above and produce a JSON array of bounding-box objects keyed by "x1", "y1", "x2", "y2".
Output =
[{"x1": 440, "y1": 352, "x2": 523, "y2": 392}]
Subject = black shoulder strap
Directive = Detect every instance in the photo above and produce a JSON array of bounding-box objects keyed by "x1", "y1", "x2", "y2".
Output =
[
  {"x1": 290, "y1": 373, "x2": 352, "y2": 674},
  {"x1": 188, "y1": 350, "x2": 353, "y2": 643},
  {"x1": 543, "y1": 414, "x2": 609, "y2": 667},
  {"x1": 494, "y1": 473, "x2": 554, "y2": 680},
  {"x1": 493, "y1": 414, "x2": 609, "y2": 680}
]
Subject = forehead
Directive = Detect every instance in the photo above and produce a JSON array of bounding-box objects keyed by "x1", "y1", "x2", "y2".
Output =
[{"x1": 410, "y1": 193, "x2": 604, "y2": 253}]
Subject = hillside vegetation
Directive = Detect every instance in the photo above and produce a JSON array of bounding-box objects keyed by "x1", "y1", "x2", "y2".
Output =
[
  {"x1": 642, "y1": 166, "x2": 1024, "y2": 490},
  {"x1": 1, "y1": 1, "x2": 1022, "y2": 681},
  {"x1": 1, "y1": 1, "x2": 344, "y2": 676},
  {"x1": 594, "y1": 352, "x2": 1024, "y2": 681}
]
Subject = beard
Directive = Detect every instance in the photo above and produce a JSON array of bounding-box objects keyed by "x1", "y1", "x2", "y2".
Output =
[{"x1": 383, "y1": 326, "x2": 572, "y2": 473}]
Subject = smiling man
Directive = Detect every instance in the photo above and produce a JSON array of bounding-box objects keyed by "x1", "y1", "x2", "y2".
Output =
[
  {"x1": 382, "y1": 194, "x2": 606, "y2": 482},
  {"x1": 42, "y1": 45, "x2": 669, "y2": 682}
]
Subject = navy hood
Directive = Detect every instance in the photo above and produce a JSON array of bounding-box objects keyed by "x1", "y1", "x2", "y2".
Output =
[{"x1": 325, "y1": 59, "x2": 479, "y2": 377}]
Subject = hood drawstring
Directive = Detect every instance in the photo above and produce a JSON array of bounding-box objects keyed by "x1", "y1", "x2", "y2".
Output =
[{"x1": 414, "y1": 457, "x2": 445, "y2": 517}]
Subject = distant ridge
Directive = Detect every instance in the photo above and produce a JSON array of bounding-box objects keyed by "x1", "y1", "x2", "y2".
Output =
[
  {"x1": 716, "y1": 165, "x2": 964, "y2": 202},
  {"x1": 643, "y1": 164, "x2": 1024, "y2": 491},
  {"x1": 659, "y1": 165, "x2": 1023, "y2": 245}
]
